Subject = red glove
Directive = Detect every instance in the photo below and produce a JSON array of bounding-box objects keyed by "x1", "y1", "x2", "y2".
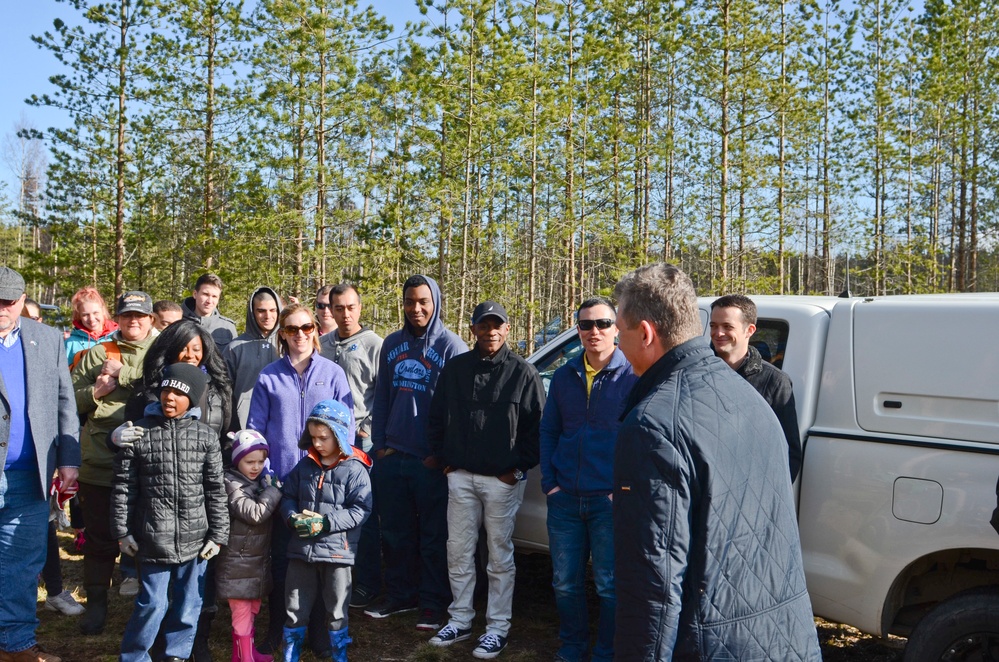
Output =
[{"x1": 50, "y1": 476, "x2": 79, "y2": 509}]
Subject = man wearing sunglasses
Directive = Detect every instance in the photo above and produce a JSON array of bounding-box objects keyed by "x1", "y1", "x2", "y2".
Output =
[
  {"x1": 538, "y1": 296, "x2": 636, "y2": 662},
  {"x1": 314, "y1": 285, "x2": 338, "y2": 337},
  {"x1": 0, "y1": 267, "x2": 80, "y2": 662}
]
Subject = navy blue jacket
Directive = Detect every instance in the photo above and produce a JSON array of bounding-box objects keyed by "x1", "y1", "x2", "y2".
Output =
[
  {"x1": 614, "y1": 337, "x2": 820, "y2": 660},
  {"x1": 539, "y1": 348, "x2": 636, "y2": 496},
  {"x1": 279, "y1": 447, "x2": 372, "y2": 565}
]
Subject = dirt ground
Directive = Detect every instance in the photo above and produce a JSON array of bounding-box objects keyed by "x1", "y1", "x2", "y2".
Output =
[{"x1": 35, "y1": 531, "x2": 905, "y2": 661}]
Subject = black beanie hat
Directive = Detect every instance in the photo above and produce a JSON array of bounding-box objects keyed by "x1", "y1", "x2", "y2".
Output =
[{"x1": 160, "y1": 362, "x2": 208, "y2": 407}]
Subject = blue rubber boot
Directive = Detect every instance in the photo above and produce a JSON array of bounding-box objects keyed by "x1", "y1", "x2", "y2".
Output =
[
  {"x1": 329, "y1": 628, "x2": 352, "y2": 662},
  {"x1": 282, "y1": 626, "x2": 307, "y2": 662}
]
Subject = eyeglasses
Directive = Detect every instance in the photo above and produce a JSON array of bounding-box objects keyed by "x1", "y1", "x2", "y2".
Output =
[
  {"x1": 577, "y1": 319, "x2": 614, "y2": 331},
  {"x1": 282, "y1": 322, "x2": 316, "y2": 336},
  {"x1": 315, "y1": 302, "x2": 331, "y2": 310}
]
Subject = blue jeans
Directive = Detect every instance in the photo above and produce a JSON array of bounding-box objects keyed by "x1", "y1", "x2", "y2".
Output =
[
  {"x1": 374, "y1": 451, "x2": 450, "y2": 611},
  {"x1": 546, "y1": 490, "x2": 616, "y2": 662},
  {"x1": 120, "y1": 558, "x2": 207, "y2": 662},
  {"x1": 0, "y1": 470, "x2": 48, "y2": 653}
]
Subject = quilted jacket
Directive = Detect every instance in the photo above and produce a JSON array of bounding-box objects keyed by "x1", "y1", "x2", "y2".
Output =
[
  {"x1": 614, "y1": 337, "x2": 820, "y2": 661},
  {"x1": 216, "y1": 468, "x2": 282, "y2": 600},
  {"x1": 111, "y1": 406, "x2": 229, "y2": 564},
  {"x1": 279, "y1": 447, "x2": 372, "y2": 565}
]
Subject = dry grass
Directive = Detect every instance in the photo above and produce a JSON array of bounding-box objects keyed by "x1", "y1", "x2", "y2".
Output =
[{"x1": 37, "y1": 532, "x2": 902, "y2": 661}]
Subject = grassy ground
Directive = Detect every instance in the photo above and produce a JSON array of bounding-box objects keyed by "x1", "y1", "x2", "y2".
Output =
[{"x1": 37, "y1": 530, "x2": 903, "y2": 661}]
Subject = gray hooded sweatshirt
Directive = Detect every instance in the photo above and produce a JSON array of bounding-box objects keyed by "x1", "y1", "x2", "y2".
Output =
[
  {"x1": 320, "y1": 326, "x2": 383, "y2": 451},
  {"x1": 223, "y1": 286, "x2": 284, "y2": 429},
  {"x1": 182, "y1": 296, "x2": 238, "y2": 350}
]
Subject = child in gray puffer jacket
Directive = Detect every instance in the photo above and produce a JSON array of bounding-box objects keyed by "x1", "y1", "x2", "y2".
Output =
[
  {"x1": 217, "y1": 429, "x2": 283, "y2": 662},
  {"x1": 280, "y1": 399, "x2": 371, "y2": 662}
]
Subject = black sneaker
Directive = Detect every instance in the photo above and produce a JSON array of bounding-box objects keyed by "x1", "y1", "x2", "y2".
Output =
[
  {"x1": 415, "y1": 607, "x2": 445, "y2": 631},
  {"x1": 349, "y1": 585, "x2": 377, "y2": 609},
  {"x1": 472, "y1": 632, "x2": 508, "y2": 659},
  {"x1": 429, "y1": 623, "x2": 473, "y2": 646},
  {"x1": 364, "y1": 595, "x2": 418, "y2": 618}
]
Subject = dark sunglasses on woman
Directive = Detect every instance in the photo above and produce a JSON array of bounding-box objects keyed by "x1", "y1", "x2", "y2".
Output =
[{"x1": 282, "y1": 322, "x2": 316, "y2": 335}]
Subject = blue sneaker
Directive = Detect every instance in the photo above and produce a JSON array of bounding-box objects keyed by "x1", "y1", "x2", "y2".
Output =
[
  {"x1": 429, "y1": 623, "x2": 473, "y2": 647},
  {"x1": 472, "y1": 633, "x2": 508, "y2": 659}
]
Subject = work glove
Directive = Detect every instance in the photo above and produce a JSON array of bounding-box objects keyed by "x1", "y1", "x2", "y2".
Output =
[
  {"x1": 291, "y1": 510, "x2": 329, "y2": 538},
  {"x1": 260, "y1": 472, "x2": 281, "y2": 489},
  {"x1": 199, "y1": 540, "x2": 221, "y2": 560},
  {"x1": 111, "y1": 422, "x2": 146, "y2": 448},
  {"x1": 119, "y1": 535, "x2": 139, "y2": 557}
]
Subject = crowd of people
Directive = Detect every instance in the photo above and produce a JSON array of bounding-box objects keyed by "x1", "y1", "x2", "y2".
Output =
[{"x1": 0, "y1": 264, "x2": 822, "y2": 662}]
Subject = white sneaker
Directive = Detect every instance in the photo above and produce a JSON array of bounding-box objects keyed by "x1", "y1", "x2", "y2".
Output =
[
  {"x1": 45, "y1": 590, "x2": 86, "y2": 616},
  {"x1": 119, "y1": 577, "x2": 140, "y2": 597}
]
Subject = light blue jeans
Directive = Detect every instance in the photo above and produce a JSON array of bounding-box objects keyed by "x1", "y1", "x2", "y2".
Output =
[
  {"x1": 120, "y1": 557, "x2": 207, "y2": 662},
  {"x1": 444, "y1": 470, "x2": 525, "y2": 637},
  {"x1": 0, "y1": 470, "x2": 49, "y2": 653},
  {"x1": 546, "y1": 490, "x2": 616, "y2": 662}
]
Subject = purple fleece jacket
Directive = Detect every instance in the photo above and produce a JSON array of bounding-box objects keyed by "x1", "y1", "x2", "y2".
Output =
[{"x1": 247, "y1": 352, "x2": 354, "y2": 479}]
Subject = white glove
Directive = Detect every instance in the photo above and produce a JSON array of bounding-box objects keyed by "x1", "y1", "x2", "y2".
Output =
[
  {"x1": 199, "y1": 540, "x2": 221, "y2": 560},
  {"x1": 119, "y1": 535, "x2": 139, "y2": 557},
  {"x1": 111, "y1": 422, "x2": 146, "y2": 448}
]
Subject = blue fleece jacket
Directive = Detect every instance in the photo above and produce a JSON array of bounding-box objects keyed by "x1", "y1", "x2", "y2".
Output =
[
  {"x1": 370, "y1": 275, "x2": 466, "y2": 458},
  {"x1": 247, "y1": 352, "x2": 354, "y2": 480},
  {"x1": 539, "y1": 348, "x2": 637, "y2": 496}
]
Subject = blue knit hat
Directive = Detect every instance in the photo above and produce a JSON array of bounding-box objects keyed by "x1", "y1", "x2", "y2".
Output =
[{"x1": 298, "y1": 399, "x2": 353, "y2": 456}]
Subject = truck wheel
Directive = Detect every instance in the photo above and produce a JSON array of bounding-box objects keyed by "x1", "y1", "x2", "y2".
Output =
[{"x1": 903, "y1": 588, "x2": 999, "y2": 662}]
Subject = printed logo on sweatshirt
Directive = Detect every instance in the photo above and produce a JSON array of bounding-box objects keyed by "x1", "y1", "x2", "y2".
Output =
[{"x1": 392, "y1": 358, "x2": 431, "y2": 392}]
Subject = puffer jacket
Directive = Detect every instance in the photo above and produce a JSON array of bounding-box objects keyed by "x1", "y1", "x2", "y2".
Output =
[
  {"x1": 539, "y1": 348, "x2": 636, "y2": 496},
  {"x1": 735, "y1": 344, "x2": 802, "y2": 481},
  {"x1": 216, "y1": 468, "x2": 282, "y2": 600},
  {"x1": 111, "y1": 406, "x2": 229, "y2": 564},
  {"x1": 279, "y1": 447, "x2": 371, "y2": 565},
  {"x1": 72, "y1": 330, "x2": 156, "y2": 487},
  {"x1": 614, "y1": 337, "x2": 820, "y2": 660}
]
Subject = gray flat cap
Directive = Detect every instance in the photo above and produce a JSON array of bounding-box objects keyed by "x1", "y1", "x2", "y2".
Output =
[{"x1": 0, "y1": 267, "x2": 26, "y2": 300}]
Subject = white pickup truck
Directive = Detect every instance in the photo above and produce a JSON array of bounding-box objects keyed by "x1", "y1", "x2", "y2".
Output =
[{"x1": 514, "y1": 294, "x2": 999, "y2": 661}]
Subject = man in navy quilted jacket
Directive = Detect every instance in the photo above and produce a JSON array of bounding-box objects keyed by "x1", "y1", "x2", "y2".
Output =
[{"x1": 612, "y1": 263, "x2": 821, "y2": 661}]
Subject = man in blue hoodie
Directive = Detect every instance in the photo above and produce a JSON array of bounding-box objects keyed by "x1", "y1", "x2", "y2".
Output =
[{"x1": 365, "y1": 275, "x2": 466, "y2": 632}]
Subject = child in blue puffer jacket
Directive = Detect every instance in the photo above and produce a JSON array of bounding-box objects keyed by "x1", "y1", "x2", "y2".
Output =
[{"x1": 279, "y1": 399, "x2": 371, "y2": 662}]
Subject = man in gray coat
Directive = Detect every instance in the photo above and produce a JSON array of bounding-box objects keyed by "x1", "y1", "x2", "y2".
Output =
[
  {"x1": 0, "y1": 267, "x2": 80, "y2": 662},
  {"x1": 224, "y1": 286, "x2": 284, "y2": 429},
  {"x1": 182, "y1": 273, "x2": 237, "y2": 350}
]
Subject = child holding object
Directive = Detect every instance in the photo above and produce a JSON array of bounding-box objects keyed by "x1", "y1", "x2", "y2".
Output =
[
  {"x1": 111, "y1": 363, "x2": 229, "y2": 662},
  {"x1": 217, "y1": 429, "x2": 283, "y2": 662},
  {"x1": 280, "y1": 399, "x2": 371, "y2": 662}
]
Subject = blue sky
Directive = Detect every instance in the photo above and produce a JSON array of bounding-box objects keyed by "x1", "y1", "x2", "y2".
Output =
[{"x1": 0, "y1": 0, "x2": 424, "y2": 196}]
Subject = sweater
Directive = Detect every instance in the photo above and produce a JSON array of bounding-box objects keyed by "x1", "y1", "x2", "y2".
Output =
[{"x1": 319, "y1": 327, "x2": 382, "y2": 447}]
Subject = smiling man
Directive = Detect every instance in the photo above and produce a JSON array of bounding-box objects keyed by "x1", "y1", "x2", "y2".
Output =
[
  {"x1": 426, "y1": 300, "x2": 546, "y2": 659},
  {"x1": 538, "y1": 297, "x2": 636, "y2": 662},
  {"x1": 709, "y1": 294, "x2": 801, "y2": 481},
  {"x1": 366, "y1": 275, "x2": 465, "y2": 630},
  {"x1": 182, "y1": 273, "x2": 237, "y2": 350}
]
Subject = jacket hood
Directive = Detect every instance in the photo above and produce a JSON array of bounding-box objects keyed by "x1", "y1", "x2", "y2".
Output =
[
  {"x1": 72, "y1": 318, "x2": 119, "y2": 341},
  {"x1": 403, "y1": 274, "x2": 447, "y2": 347},
  {"x1": 243, "y1": 286, "x2": 284, "y2": 341}
]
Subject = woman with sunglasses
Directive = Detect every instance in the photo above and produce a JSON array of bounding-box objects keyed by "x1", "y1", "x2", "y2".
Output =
[{"x1": 247, "y1": 302, "x2": 355, "y2": 652}]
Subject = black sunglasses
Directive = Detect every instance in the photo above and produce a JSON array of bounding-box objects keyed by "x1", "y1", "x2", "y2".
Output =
[
  {"x1": 315, "y1": 302, "x2": 331, "y2": 310},
  {"x1": 282, "y1": 322, "x2": 316, "y2": 335},
  {"x1": 577, "y1": 318, "x2": 614, "y2": 331}
]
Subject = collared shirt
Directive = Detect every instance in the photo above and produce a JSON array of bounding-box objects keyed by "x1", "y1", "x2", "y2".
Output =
[
  {"x1": 583, "y1": 353, "x2": 600, "y2": 399},
  {"x1": 0, "y1": 319, "x2": 22, "y2": 349}
]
